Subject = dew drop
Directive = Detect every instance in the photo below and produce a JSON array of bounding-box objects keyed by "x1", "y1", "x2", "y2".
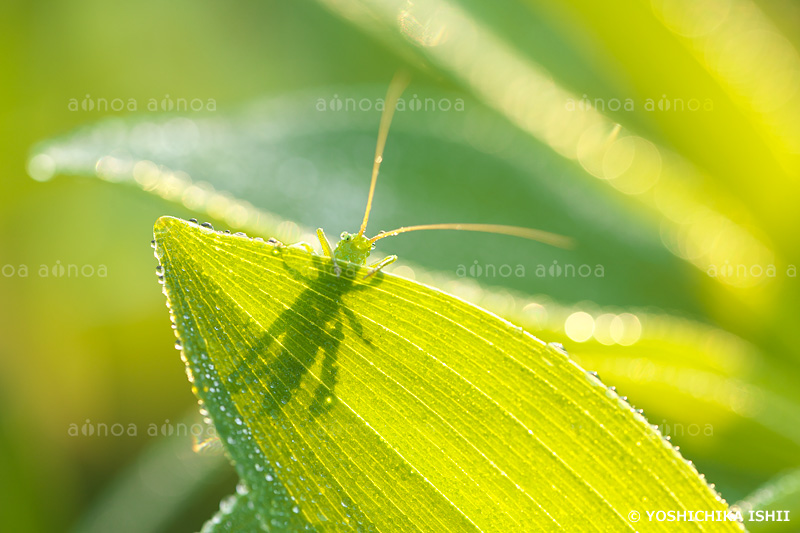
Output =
[
  {"x1": 220, "y1": 494, "x2": 236, "y2": 513},
  {"x1": 201, "y1": 222, "x2": 214, "y2": 229},
  {"x1": 548, "y1": 342, "x2": 567, "y2": 354}
]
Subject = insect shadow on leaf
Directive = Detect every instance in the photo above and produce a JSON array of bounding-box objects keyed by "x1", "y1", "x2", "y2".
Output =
[{"x1": 234, "y1": 253, "x2": 378, "y2": 421}]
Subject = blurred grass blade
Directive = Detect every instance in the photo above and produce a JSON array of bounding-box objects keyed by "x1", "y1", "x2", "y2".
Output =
[
  {"x1": 153, "y1": 216, "x2": 737, "y2": 531},
  {"x1": 735, "y1": 468, "x2": 800, "y2": 532},
  {"x1": 71, "y1": 413, "x2": 230, "y2": 533},
  {"x1": 311, "y1": 0, "x2": 775, "y2": 278},
  {"x1": 26, "y1": 87, "x2": 708, "y2": 313}
]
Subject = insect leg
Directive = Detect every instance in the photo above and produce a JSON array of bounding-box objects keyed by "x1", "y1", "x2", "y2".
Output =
[
  {"x1": 316, "y1": 228, "x2": 341, "y2": 277},
  {"x1": 364, "y1": 255, "x2": 397, "y2": 279}
]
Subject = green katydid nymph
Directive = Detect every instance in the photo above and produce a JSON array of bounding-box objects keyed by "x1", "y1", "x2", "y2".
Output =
[{"x1": 314, "y1": 72, "x2": 573, "y2": 279}]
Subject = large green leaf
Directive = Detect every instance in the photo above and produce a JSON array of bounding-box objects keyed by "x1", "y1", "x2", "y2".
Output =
[{"x1": 154, "y1": 216, "x2": 736, "y2": 531}]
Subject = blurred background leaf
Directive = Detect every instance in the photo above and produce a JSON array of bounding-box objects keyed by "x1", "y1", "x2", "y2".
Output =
[
  {"x1": 736, "y1": 468, "x2": 800, "y2": 532},
  {"x1": 3, "y1": 0, "x2": 800, "y2": 530}
]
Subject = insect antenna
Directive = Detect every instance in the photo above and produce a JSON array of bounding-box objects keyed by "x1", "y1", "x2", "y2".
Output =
[
  {"x1": 358, "y1": 70, "x2": 411, "y2": 237},
  {"x1": 368, "y1": 223, "x2": 574, "y2": 249}
]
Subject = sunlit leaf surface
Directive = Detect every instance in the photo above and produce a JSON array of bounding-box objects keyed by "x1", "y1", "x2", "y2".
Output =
[{"x1": 154, "y1": 216, "x2": 736, "y2": 531}]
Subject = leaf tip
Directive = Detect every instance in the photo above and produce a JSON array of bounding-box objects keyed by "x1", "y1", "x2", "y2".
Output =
[{"x1": 153, "y1": 215, "x2": 184, "y2": 235}]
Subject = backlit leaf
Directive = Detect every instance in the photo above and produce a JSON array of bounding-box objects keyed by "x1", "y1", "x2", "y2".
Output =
[{"x1": 153, "y1": 216, "x2": 737, "y2": 531}]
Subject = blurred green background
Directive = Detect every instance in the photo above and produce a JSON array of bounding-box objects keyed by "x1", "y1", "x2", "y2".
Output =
[{"x1": 2, "y1": 0, "x2": 800, "y2": 531}]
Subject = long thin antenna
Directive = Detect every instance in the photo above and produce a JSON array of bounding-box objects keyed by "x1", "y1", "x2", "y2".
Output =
[
  {"x1": 358, "y1": 71, "x2": 411, "y2": 237},
  {"x1": 368, "y1": 223, "x2": 574, "y2": 249}
]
